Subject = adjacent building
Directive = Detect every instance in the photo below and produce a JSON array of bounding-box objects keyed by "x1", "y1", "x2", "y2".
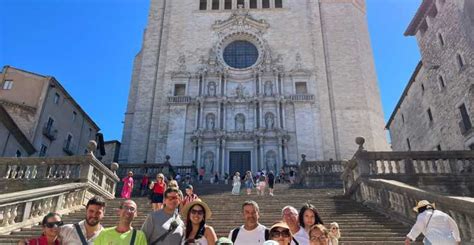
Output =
[
  {"x1": 386, "y1": 0, "x2": 474, "y2": 151},
  {"x1": 120, "y1": 0, "x2": 389, "y2": 176},
  {"x1": 0, "y1": 66, "x2": 101, "y2": 157},
  {"x1": 102, "y1": 140, "x2": 121, "y2": 164},
  {"x1": 0, "y1": 104, "x2": 36, "y2": 157}
]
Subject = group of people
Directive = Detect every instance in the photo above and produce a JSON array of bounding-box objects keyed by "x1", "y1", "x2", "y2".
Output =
[{"x1": 231, "y1": 170, "x2": 277, "y2": 196}]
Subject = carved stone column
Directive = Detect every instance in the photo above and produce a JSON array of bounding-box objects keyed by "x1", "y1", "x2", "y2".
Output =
[
  {"x1": 259, "y1": 137, "x2": 264, "y2": 171},
  {"x1": 216, "y1": 138, "x2": 221, "y2": 175},
  {"x1": 277, "y1": 137, "x2": 283, "y2": 171}
]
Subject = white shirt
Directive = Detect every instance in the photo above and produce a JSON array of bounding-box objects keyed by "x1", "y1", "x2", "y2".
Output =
[
  {"x1": 291, "y1": 227, "x2": 309, "y2": 245},
  {"x1": 406, "y1": 210, "x2": 461, "y2": 244},
  {"x1": 228, "y1": 224, "x2": 267, "y2": 245},
  {"x1": 60, "y1": 220, "x2": 104, "y2": 245}
]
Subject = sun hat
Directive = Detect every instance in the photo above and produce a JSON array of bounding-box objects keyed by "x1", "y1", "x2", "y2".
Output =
[
  {"x1": 263, "y1": 241, "x2": 279, "y2": 245},
  {"x1": 413, "y1": 200, "x2": 435, "y2": 213},
  {"x1": 181, "y1": 199, "x2": 212, "y2": 220},
  {"x1": 215, "y1": 237, "x2": 233, "y2": 245},
  {"x1": 270, "y1": 221, "x2": 292, "y2": 235}
]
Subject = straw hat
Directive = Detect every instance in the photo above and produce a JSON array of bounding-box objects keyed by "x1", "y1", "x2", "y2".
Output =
[
  {"x1": 181, "y1": 199, "x2": 212, "y2": 220},
  {"x1": 413, "y1": 200, "x2": 435, "y2": 213}
]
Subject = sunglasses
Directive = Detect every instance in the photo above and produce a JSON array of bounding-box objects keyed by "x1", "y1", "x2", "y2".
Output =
[
  {"x1": 190, "y1": 209, "x2": 204, "y2": 216},
  {"x1": 332, "y1": 227, "x2": 339, "y2": 230},
  {"x1": 270, "y1": 229, "x2": 291, "y2": 238},
  {"x1": 44, "y1": 221, "x2": 64, "y2": 228},
  {"x1": 120, "y1": 206, "x2": 136, "y2": 212}
]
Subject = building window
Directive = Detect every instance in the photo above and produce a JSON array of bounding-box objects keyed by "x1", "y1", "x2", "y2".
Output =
[
  {"x1": 174, "y1": 84, "x2": 186, "y2": 96},
  {"x1": 406, "y1": 138, "x2": 411, "y2": 151},
  {"x1": 438, "y1": 33, "x2": 445, "y2": 46},
  {"x1": 250, "y1": 0, "x2": 257, "y2": 8},
  {"x1": 459, "y1": 103, "x2": 472, "y2": 131},
  {"x1": 237, "y1": 0, "x2": 244, "y2": 8},
  {"x1": 421, "y1": 83, "x2": 425, "y2": 92},
  {"x1": 225, "y1": 0, "x2": 232, "y2": 9},
  {"x1": 427, "y1": 108, "x2": 434, "y2": 122},
  {"x1": 212, "y1": 0, "x2": 219, "y2": 10},
  {"x1": 402, "y1": 114, "x2": 405, "y2": 124},
  {"x1": 437, "y1": 145, "x2": 442, "y2": 151},
  {"x1": 54, "y1": 93, "x2": 60, "y2": 104},
  {"x1": 15, "y1": 150, "x2": 22, "y2": 157},
  {"x1": 438, "y1": 75, "x2": 445, "y2": 88},
  {"x1": 65, "y1": 134, "x2": 73, "y2": 151},
  {"x1": 39, "y1": 144, "x2": 48, "y2": 157},
  {"x1": 46, "y1": 117, "x2": 54, "y2": 132},
  {"x1": 456, "y1": 53, "x2": 465, "y2": 70},
  {"x1": 2, "y1": 80, "x2": 13, "y2": 90},
  {"x1": 262, "y1": 0, "x2": 270, "y2": 8},
  {"x1": 72, "y1": 111, "x2": 77, "y2": 122},
  {"x1": 199, "y1": 0, "x2": 207, "y2": 10},
  {"x1": 275, "y1": 0, "x2": 283, "y2": 8},
  {"x1": 295, "y1": 82, "x2": 308, "y2": 94},
  {"x1": 223, "y1": 41, "x2": 259, "y2": 69}
]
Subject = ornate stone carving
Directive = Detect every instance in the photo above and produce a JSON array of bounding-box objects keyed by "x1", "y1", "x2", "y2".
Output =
[
  {"x1": 235, "y1": 113, "x2": 246, "y2": 131},
  {"x1": 207, "y1": 81, "x2": 217, "y2": 96},
  {"x1": 206, "y1": 113, "x2": 216, "y2": 130},
  {"x1": 264, "y1": 81, "x2": 273, "y2": 96},
  {"x1": 265, "y1": 112, "x2": 275, "y2": 129}
]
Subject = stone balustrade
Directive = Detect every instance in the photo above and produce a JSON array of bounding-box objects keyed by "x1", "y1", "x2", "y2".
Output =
[
  {"x1": 299, "y1": 160, "x2": 345, "y2": 188},
  {"x1": 351, "y1": 178, "x2": 474, "y2": 242},
  {"x1": 284, "y1": 94, "x2": 315, "y2": 102},
  {"x1": 0, "y1": 183, "x2": 88, "y2": 235},
  {"x1": 168, "y1": 96, "x2": 192, "y2": 104},
  {"x1": 341, "y1": 137, "x2": 474, "y2": 242}
]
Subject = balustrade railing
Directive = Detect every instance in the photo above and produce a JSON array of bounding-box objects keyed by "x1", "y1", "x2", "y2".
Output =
[
  {"x1": 299, "y1": 160, "x2": 345, "y2": 188},
  {"x1": 168, "y1": 96, "x2": 192, "y2": 104},
  {"x1": 0, "y1": 141, "x2": 120, "y2": 234},
  {"x1": 284, "y1": 94, "x2": 315, "y2": 102}
]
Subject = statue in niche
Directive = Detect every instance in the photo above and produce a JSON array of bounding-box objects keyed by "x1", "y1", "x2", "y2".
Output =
[
  {"x1": 235, "y1": 114, "x2": 245, "y2": 131},
  {"x1": 235, "y1": 84, "x2": 245, "y2": 99},
  {"x1": 265, "y1": 151, "x2": 276, "y2": 171},
  {"x1": 265, "y1": 113, "x2": 274, "y2": 129},
  {"x1": 202, "y1": 152, "x2": 215, "y2": 174},
  {"x1": 178, "y1": 54, "x2": 186, "y2": 71},
  {"x1": 206, "y1": 114, "x2": 216, "y2": 130},
  {"x1": 208, "y1": 82, "x2": 216, "y2": 96},
  {"x1": 264, "y1": 81, "x2": 273, "y2": 96}
]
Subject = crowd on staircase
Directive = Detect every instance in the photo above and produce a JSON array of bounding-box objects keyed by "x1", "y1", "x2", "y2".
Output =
[{"x1": 16, "y1": 171, "x2": 462, "y2": 245}]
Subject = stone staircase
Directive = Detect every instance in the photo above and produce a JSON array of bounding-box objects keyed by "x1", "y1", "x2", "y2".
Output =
[{"x1": 0, "y1": 183, "x2": 419, "y2": 244}]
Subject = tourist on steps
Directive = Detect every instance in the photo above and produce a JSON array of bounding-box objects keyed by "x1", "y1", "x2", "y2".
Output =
[
  {"x1": 328, "y1": 222, "x2": 340, "y2": 245},
  {"x1": 181, "y1": 199, "x2": 217, "y2": 245},
  {"x1": 267, "y1": 221, "x2": 294, "y2": 245},
  {"x1": 298, "y1": 203, "x2": 324, "y2": 235},
  {"x1": 231, "y1": 172, "x2": 241, "y2": 195},
  {"x1": 94, "y1": 200, "x2": 147, "y2": 245},
  {"x1": 267, "y1": 171, "x2": 275, "y2": 196},
  {"x1": 257, "y1": 173, "x2": 267, "y2": 196},
  {"x1": 228, "y1": 200, "x2": 268, "y2": 245},
  {"x1": 149, "y1": 173, "x2": 167, "y2": 211},
  {"x1": 140, "y1": 174, "x2": 149, "y2": 197},
  {"x1": 282, "y1": 206, "x2": 308, "y2": 245},
  {"x1": 142, "y1": 187, "x2": 185, "y2": 245},
  {"x1": 405, "y1": 200, "x2": 461, "y2": 245},
  {"x1": 244, "y1": 171, "x2": 255, "y2": 195},
  {"x1": 19, "y1": 212, "x2": 63, "y2": 245},
  {"x1": 121, "y1": 171, "x2": 134, "y2": 199},
  {"x1": 181, "y1": 184, "x2": 199, "y2": 210},
  {"x1": 59, "y1": 196, "x2": 105, "y2": 244},
  {"x1": 308, "y1": 224, "x2": 329, "y2": 245}
]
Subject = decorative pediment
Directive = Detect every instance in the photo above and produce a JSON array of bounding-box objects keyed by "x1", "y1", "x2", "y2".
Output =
[{"x1": 213, "y1": 8, "x2": 269, "y2": 36}]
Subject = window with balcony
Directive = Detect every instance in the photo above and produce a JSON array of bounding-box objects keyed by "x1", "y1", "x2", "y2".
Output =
[
  {"x1": 2, "y1": 80, "x2": 13, "y2": 90},
  {"x1": 262, "y1": 0, "x2": 270, "y2": 8},
  {"x1": 200, "y1": 0, "x2": 207, "y2": 10},
  {"x1": 63, "y1": 134, "x2": 74, "y2": 155},
  {"x1": 225, "y1": 0, "x2": 232, "y2": 9},
  {"x1": 43, "y1": 117, "x2": 57, "y2": 140},
  {"x1": 39, "y1": 144, "x2": 48, "y2": 157},
  {"x1": 174, "y1": 84, "x2": 186, "y2": 96},
  {"x1": 275, "y1": 0, "x2": 282, "y2": 8},
  {"x1": 250, "y1": 0, "x2": 257, "y2": 8},
  {"x1": 295, "y1": 82, "x2": 308, "y2": 94},
  {"x1": 212, "y1": 0, "x2": 219, "y2": 10}
]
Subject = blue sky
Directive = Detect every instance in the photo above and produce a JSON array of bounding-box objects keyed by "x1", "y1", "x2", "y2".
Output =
[{"x1": 0, "y1": 0, "x2": 421, "y2": 141}]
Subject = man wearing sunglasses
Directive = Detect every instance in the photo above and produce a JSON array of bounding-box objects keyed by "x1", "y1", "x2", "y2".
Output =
[
  {"x1": 60, "y1": 196, "x2": 106, "y2": 244},
  {"x1": 142, "y1": 187, "x2": 185, "y2": 245},
  {"x1": 94, "y1": 200, "x2": 147, "y2": 244}
]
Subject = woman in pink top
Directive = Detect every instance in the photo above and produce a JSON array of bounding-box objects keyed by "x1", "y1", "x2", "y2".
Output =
[{"x1": 120, "y1": 171, "x2": 134, "y2": 199}]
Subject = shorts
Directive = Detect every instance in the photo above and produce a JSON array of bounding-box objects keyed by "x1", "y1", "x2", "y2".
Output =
[
  {"x1": 268, "y1": 180, "x2": 274, "y2": 189},
  {"x1": 151, "y1": 193, "x2": 164, "y2": 203}
]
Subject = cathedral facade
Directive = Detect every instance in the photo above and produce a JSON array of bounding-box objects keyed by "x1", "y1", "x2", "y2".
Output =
[{"x1": 120, "y1": 0, "x2": 389, "y2": 176}]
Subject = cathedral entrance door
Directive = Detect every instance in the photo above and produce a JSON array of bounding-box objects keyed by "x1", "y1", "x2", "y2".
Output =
[{"x1": 229, "y1": 151, "x2": 251, "y2": 177}]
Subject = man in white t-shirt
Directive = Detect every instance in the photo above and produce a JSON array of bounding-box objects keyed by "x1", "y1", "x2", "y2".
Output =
[
  {"x1": 229, "y1": 200, "x2": 268, "y2": 245},
  {"x1": 282, "y1": 206, "x2": 309, "y2": 245}
]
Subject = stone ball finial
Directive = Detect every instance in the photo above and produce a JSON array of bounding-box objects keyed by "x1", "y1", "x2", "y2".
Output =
[
  {"x1": 87, "y1": 140, "x2": 97, "y2": 154},
  {"x1": 165, "y1": 155, "x2": 171, "y2": 161},
  {"x1": 355, "y1": 137, "x2": 365, "y2": 150},
  {"x1": 301, "y1": 154, "x2": 306, "y2": 161},
  {"x1": 111, "y1": 162, "x2": 119, "y2": 172}
]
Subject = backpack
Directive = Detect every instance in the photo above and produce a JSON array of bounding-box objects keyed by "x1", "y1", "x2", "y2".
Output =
[{"x1": 230, "y1": 227, "x2": 269, "y2": 243}]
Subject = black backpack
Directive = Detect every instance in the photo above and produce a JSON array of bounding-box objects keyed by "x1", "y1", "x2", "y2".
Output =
[{"x1": 231, "y1": 227, "x2": 269, "y2": 243}]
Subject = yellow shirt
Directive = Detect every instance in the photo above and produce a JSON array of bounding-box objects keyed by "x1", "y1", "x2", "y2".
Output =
[{"x1": 94, "y1": 227, "x2": 147, "y2": 245}]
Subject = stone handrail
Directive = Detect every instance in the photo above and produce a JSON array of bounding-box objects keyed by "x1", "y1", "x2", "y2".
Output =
[
  {"x1": 168, "y1": 96, "x2": 192, "y2": 104},
  {"x1": 299, "y1": 160, "x2": 345, "y2": 188},
  {"x1": 347, "y1": 178, "x2": 474, "y2": 242},
  {"x1": 284, "y1": 94, "x2": 315, "y2": 102},
  {"x1": 0, "y1": 183, "x2": 88, "y2": 235},
  {"x1": 114, "y1": 162, "x2": 173, "y2": 180}
]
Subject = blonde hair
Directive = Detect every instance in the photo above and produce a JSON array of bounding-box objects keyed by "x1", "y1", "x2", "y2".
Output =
[
  {"x1": 328, "y1": 222, "x2": 340, "y2": 245},
  {"x1": 310, "y1": 224, "x2": 329, "y2": 238}
]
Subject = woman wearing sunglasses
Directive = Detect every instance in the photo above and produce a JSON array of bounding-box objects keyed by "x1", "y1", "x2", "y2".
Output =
[
  {"x1": 268, "y1": 221, "x2": 293, "y2": 245},
  {"x1": 181, "y1": 199, "x2": 217, "y2": 245},
  {"x1": 19, "y1": 212, "x2": 63, "y2": 245}
]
